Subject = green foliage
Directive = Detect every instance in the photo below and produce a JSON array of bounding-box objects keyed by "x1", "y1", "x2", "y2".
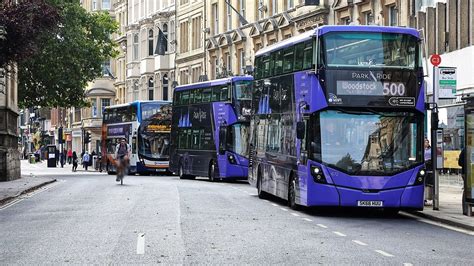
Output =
[
  {"x1": 0, "y1": 0, "x2": 60, "y2": 67},
  {"x1": 18, "y1": 0, "x2": 118, "y2": 108}
]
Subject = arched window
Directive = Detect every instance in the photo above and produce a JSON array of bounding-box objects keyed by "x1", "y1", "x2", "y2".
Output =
[
  {"x1": 163, "y1": 23, "x2": 168, "y2": 53},
  {"x1": 148, "y1": 77, "x2": 154, "y2": 100},
  {"x1": 162, "y1": 74, "x2": 169, "y2": 101},
  {"x1": 148, "y1": 29, "x2": 154, "y2": 56}
]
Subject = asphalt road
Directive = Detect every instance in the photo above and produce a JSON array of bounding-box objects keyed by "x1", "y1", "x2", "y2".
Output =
[{"x1": 0, "y1": 163, "x2": 472, "y2": 264}]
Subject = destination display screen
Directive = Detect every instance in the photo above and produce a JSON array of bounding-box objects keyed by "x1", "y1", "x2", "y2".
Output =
[
  {"x1": 322, "y1": 69, "x2": 420, "y2": 108},
  {"x1": 336, "y1": 81, "x2": 406, "y2": 97}
]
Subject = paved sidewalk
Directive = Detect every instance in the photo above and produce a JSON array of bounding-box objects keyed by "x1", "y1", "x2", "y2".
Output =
[
  {"x1": 408, "y1": 185, "x2": 474, "y2": 231},
  {"x1": 0, "y1": 174, "x2": 56, "y2": 205}
]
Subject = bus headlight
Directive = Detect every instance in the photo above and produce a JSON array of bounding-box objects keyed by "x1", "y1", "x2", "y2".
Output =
[
  {"x1": 310, "y1": 165, "x2": 326, "y2": 184},
  {"x1": 228, "y1": 154, "x2": 237, "y2": 164},
  {"x1": 414, "y1": 169, "x2": 426, "y2": 185}
]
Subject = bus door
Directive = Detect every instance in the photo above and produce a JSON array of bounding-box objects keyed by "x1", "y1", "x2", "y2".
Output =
[
  {"x1": 130, "y1": 135, "x2": 137, "y2": 168},
  {"x1": 297, "y1": 118, "x2": 309, "y2": 204}
]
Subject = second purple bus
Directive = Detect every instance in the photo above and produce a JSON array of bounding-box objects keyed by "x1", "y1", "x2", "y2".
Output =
[{"x1": 169, "y1": 76, "x2": 252, "y2": 181}]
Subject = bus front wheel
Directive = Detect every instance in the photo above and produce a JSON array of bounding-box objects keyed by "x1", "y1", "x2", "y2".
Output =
[
  {"x1": 288, "y1": 174, "x2": 300, "y2": 210},
  {"x1": 209, "y1": 161, "x2": 219, "y2": 182}
]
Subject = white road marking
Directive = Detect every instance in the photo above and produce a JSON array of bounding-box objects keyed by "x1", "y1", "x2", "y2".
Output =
[
  {"x1": 352, "y1": 240, "x2": 368, "y2": 246},
  {"x1": 271, "y1": 203, "x2": 278, "y2": 207},
  {"x1": 291, "y1": 213, "x2": 300, "y2": 217},
  {"x1": 403, "y1": 263, "x2": 413, "y2": 266},
  {"x1": 333, "y1": 231, "x2": 346, "y2": 237},
  {"x1": 280, "y1": 208, "x2": 288, "y2": 212},
  {"x1": 262, "y1": 199, "x2": 269, "y2": 202},
  {"x1": 400, "y1": 212, "x2": 474, "y2": 236},
  {"x1": 302, "y1": 218, "x2": 313, "y2": 222},
  {"x1": 375, "y1": 250, "x2": 394, "y2": 257},
  {"x1": 136, "y1": 233, "x2": 145, "y2": 254},
  {"x1": 317, "y1": 224, "x2": 328, "y2": 228}
]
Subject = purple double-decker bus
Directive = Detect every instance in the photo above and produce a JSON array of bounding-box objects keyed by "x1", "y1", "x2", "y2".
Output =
[
  {"x1": 169, "y1": 76, "x2": 252, "y2": 181},
  {"x1": 249, "y1": 25, "x2": 426, "y2": 214}
]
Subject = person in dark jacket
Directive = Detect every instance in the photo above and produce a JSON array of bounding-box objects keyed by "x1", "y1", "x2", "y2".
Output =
[
  {"x1": 458, "y1": 148, "x2": 468, "y2": 215},
  {"x1": 72, "y1": 151, "x2": 78, "y2": 172}
]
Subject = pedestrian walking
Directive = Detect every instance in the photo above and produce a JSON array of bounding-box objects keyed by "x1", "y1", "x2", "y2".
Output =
[
  {"x1": 82, "y1": 151, "x2": 90, "y2": 171},
  {"x1": 458, "y1": 147, "x2": 468, "y2": 215},
  {"x1": 67, "y1": 149, "x2": 73, "y2": 164},
  {"x1": 55, "y1": 148, "x2": 59, "y2": 166},
  {"x1": 81, "y1": 150, "x2": 85, "y2": 168},
  {"x1": 72, "y1": 151, "x2": 78, "y2": 172}
]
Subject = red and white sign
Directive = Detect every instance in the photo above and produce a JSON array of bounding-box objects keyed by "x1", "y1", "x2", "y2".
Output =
[{"x1": 430, "y1": 54, "x2": 441, "y2": 66}]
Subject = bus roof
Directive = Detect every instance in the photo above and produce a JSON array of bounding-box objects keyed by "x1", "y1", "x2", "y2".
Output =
[
  {"x1": 104, "y1": 100, "x2": 171, "y2": 110},
  {"x1": 256, "y1": 25, "x2": 420, "y2": 57},
  {"x1": 174, "y1": 76, "x2": 253, "y2": 92}
]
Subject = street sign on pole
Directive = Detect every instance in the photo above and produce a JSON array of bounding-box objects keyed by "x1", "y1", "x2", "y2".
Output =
[
  {"x1": 430, "y1": 54, "x2": 441, "y2": 66},
  {"x1": 436, "y1": 67, "x2": 457, "y2": 99}
]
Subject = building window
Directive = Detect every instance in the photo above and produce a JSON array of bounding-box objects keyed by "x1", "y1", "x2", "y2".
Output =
[
  {"x1": 212, "y1": 3, "x2": 218, "y2": 35},
  {"x1": 148, "y1": 29, "x2": 154, "y2": 56},
  {"x1": 239, "y1": 0, "x2": 246, "y2": 26},
  {"x1": 226, "y1": 3, "x2": 232, "y2": 31},
  {"x1": 389, "y1": 5, "x2": 398, "y2": 26},
  {"x1": 102, "y1": 61, "x2": 111, "y2": 76},
  {"x1": 288, "y1": 0, "x2": 294, "y2": 9},
  {"x1": 101, "y1": 98, "x2": 110, "y2": 117},
  {"x1": 192, "y1": 17, "x2": 202, "y2": 50},
  {"x1": 163, "y1": 24, "x2": 168, "y2": 52},
  {"x1": 170, "y1": 21, "x2": 175, "y2": 51},
  {"x1": 92, "y1": 0, "x2": 97, "y2": 10},
  {"x1": 257, "y1": 0, "x2": 264, "y2": 20},
  {"x1": 271, "y1": 0, "x2": 277, "y2": 16},
  {"x1": 133, "y1": 80, "x2": 139, "y2": 101},
  {"x1": 91, "y1": 99, "x2": 97, "y2": 118},
  {"x1": 179, "y1": 21, "x2": 189, "y2": 53},
  {"x1": 102, "y1": 0, "x2": 110, "y2": 10},
  {"x1": 180, "y1": 0, "x2": 188, "y2": 5},
  {"x1": 238, "y1": 49, "x2": 245, "y2": 75},
  {"x1": 148, "y1": 78, "x2": 154, "y2": 100},
  {"x1": 162, "y1": 75, "x2": 169, "y2": 101},
  {"x1": 364, "y1": 11, "x2": 373, "y2": 25},
  {"x1": 341, "y1": 16, "x2": 351, "y2": 25},
  {"x1": 133, "y1": 33, "x2": 139, "y2": 60},
  {"x1": 226, "y1": 53, "x2": 232, "y2": 73}
]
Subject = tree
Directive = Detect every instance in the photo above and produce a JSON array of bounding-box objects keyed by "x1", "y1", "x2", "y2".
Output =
[
  {"x1": 0, "y1": 0, "x2": 60, "y2": 67},
  {"x1": 18, "y1": 0, "x2": 118, "y2": 108}
]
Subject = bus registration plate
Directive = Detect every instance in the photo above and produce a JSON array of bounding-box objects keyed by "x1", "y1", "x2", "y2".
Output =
[{"x1": 357, "y1": 201, "x2": 383, "y2": 207}]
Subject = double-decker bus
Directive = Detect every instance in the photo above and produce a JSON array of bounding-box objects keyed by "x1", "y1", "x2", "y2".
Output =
[
  {"x1": 249, "y1": 26, "x2": 425, "y2": 213},
  {"x1": 169, "y1": 76, "x2": 252, "y2": 181},
  {"x1": 102, "y1": 101, "x2": 171, "y2": 175}
]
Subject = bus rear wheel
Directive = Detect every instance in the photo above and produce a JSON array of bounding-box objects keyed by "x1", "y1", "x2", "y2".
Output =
[
  {"x1": 209, "y1": 161, "x2": 219, "y2": 182},
  {"x1": 288, "y1": 174, "x2": 299, "y2": 210},
  {"x1": 257, "y1": 169, "x2": 268, "y2": 199}
]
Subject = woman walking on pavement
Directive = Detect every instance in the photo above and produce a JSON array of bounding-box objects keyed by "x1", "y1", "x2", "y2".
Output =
[{"x1": 72, "y1": 151, "x2": 78, "y2": 172}]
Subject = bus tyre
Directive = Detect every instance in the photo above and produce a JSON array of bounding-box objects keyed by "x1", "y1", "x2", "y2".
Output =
[
  {"x1": 257, "y1": 170, "x2": 268, "y2": 199},
  {"x1": 179, "y1": 163, "x2": 187, "y2": 179},
  {"x1": 209, "y1": 161, "x2": 219, "y2": 182},
  {"x1": 288, "y1": 175, "x2": 300, "y2": 210}
]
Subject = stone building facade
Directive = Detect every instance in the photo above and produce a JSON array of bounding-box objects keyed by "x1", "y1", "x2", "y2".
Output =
[
  {"x1": 176, "y1": 0, "x2": 205, "y2": 85},
  {"x1": 125, "y1": 0, "x2": 176, "y2": 102},
  {"x1": 0, "y1": 0, "x2": 20, "y2": 181}
]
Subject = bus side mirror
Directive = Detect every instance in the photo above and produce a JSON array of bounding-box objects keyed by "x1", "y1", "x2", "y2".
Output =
[
  {"x1": 296, "y1": 122, "x2": 305, "y2": 139},
  {"x1": 219, "y1": 127, "x2": 227, "y2": 155}
]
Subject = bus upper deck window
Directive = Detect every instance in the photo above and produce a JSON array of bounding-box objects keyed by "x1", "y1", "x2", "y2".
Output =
[
  {"x1": 194, "y1": 89, "x2": 203, "y2": 103},
  {"x1": 202, "y1": 88, "x2": 212, "y2": 102},
  {"x1": 211, "y1": 86, "x2": 220, "y2": 102}
]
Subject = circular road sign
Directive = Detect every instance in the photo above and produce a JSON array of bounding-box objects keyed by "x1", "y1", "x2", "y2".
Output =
[{"x1": 430, "y1": 54, "x2": 441, "y2": 66}]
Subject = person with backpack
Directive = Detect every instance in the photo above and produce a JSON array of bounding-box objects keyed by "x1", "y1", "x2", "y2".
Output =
[
  {"x1": 115, "y1": 138, "x2": 131, "y2": 182},
  {"x1": 82, "y1": 151, "x2": 90, "y2": 171}
]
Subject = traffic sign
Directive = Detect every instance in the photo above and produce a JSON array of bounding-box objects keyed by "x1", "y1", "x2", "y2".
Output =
[{"x1": 430, "y1": 54, "x2": 441, "y2": 66}]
